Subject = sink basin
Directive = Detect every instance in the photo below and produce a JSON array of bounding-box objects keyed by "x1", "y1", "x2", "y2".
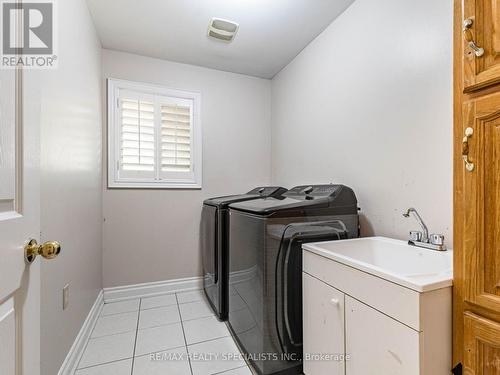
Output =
[{"x1": 302, "y1": 236, "x2": 453, "y2": 292}]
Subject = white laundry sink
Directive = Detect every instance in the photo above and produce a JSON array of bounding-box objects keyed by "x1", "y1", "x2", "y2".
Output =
[{"x1": 303, "y1": 236, "x2": 452, "y2": 292}]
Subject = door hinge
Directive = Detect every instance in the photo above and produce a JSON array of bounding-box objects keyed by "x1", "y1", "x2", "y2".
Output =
[{"x1": 452, "y1": 363, "x2": 462, "y2": 375}]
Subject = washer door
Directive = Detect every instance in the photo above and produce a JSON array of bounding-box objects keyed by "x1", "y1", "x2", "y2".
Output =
[{"x1": 276, "y1": 221, "x2": 349, "y2": 358}]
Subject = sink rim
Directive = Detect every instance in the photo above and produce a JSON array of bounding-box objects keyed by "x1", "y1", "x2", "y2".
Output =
[{"x1": 302, "y1": 236, "x2": 453, "y2": 292}]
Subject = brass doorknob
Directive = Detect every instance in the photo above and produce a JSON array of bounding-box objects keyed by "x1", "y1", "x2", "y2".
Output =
[{"x1": 25, "y1": 239, "x2": 61, "y2": 263}]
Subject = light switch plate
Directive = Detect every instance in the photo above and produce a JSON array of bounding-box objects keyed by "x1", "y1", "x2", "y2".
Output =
[{"x1": 63, "y1": 284, "x2": 69, "y2": 310}]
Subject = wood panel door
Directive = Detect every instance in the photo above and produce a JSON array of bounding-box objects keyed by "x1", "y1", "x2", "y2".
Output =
[
  {"x1": 462, "y1": 91, "x2": 500, "y2": 312},
  {"x1": 455, "y1": 0, "x2": 500, "y2": 372},
  {"x1": 456, "y1": 90, "x2": 500, "y2": 375},
  {"x1": 462, "y1": 0, "x2": 500, "y2": 92},
  {"x1": 464, "y1": 312, "x2": 500, "y2": 374}
]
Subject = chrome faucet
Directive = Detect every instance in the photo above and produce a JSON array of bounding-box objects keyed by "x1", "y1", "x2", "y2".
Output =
[
  {"x1": 403, "y1": 208, "x2": 447, "y2": 251},
  {"x1": 403, "y1": 208, "x2": 429, "y2": 243}
]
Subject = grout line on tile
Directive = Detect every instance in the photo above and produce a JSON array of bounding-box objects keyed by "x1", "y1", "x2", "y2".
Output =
[
  {"x1": 178, "y1": 300, "x2": 206, "y2": 305},
  {"x1": 212, "y1": 364, "x2": 250, "y2": 375},
  {"x1": 90, "y1": 310, "x2": 140, "y2": 339},
  {"x1": 132, "y1": 343, "x2": 187, "y2": 359},
  {"x1": 183, "y1": 315, "x2": 221, "y2": 323},
  {"x1": 90, "y1": 327, "x2": 138, "y2": 340},
  {"x1": 176, "y1": 293, "x2": 194, "y2": 375},
  {"x1": 130, "y1": 298, "x2": 142, "y2": 375},
  {"x1": 178, "y1": 299, "x2": 208, "y2": 307},
  {"x1": 225, "y1": 321, "x2": 254, "y2": 374},
  {"x1": 136, "y1": 318, "x2": 183, "y2": 331},
  {"x1": 135, "y1": 310, "x2": 227, "y2": 346},
  {"x1": 177, "y1": 292, "x2": 206, "y2": 305},
  {"x1": 76, "y1": 357, "x2": 133, "y2": 371},
  {"x1": 136, "y1": 313, "x2": 214, "y2": 328},
  {"x1": 187, "y1": 335, "x2": 237, "y2": 349},
  {"x1": 84, "y1": 326, "x2": 138, "y2": 341},
  {"x1": 137, "y1": 319, "x2": 182, "y2": 331},
  {"x1": 100, "y1": 308, "x2": 140, "y2": 317},
  {"x1": 98, "y1": 310, "x2": 139, "y2": 317},
  {"x1": 139, "y1": 303, "x2": 178, "y2": 311},
  {"x1": 75, "y1": 305, "x2": 105, "y2": 371},
  {"x1": 181, "y1": 314, "x2": 215, "y2": 323},
  {"x1": 185, "y1": 332, "x2": 231, "y2": 347}
]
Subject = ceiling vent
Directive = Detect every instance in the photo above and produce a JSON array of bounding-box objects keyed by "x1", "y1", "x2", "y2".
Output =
[{"x1": 207, "y1": 18, "x2": 239, "y2": 43}]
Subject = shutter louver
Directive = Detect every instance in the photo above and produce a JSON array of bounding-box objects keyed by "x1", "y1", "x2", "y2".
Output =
[
  {"x1": 160, "y1": 104, "x2": 192, "y2": 172},
  {"x1": 120, "y1": 98, "x2": 155, "y2": 172}
]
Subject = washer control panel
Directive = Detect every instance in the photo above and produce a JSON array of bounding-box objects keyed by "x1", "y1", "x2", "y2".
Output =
[{"x1": 284, "y1": 184, "x2": 341, "y2": 198}]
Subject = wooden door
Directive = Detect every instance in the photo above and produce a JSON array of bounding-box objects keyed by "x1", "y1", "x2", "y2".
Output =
[
  {"x1": 0, "y1": 11, "x2": 41, "y2": 375},
  {"x1": 462, "y1": 0, "x2": 500, "y2": 92},
  {"x1": 462, "y1": 91, "x2": 500, "y2": 312},
  {"x1": 460, "y1": 90, "x2": 500, "y2": 374},
  {"x1": 464, "y1": 312, "x2": 500, "y2": 374},
  {"x1": 454, "y1": 0, "x2": 500, "y2": 373},
  {"x1": 302, "y1": 273, "x2": 345, "y2": 375}
]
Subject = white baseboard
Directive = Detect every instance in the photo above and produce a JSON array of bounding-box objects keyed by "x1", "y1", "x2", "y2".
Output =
[
  {"x1": 58, "y1": 290, "x2": 104, "y2": 375},
  {"x1": 103, "y1": 276, "x2": 203, "y2": 303},
  {"x1": 58, "y1": 277, "x2": 203, "y2": 374}
]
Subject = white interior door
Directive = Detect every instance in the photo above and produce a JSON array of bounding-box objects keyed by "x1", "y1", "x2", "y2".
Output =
[{"x1": 0, "y1": 35, "x2": 42, "y2": 375}]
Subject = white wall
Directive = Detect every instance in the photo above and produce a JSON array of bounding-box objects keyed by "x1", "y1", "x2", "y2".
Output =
[
  {"x1": 40, "y1": 1, "x2": 103, "y2": 374},
  {"x1": 271, "y1": 0, "x2": 453, "y2": 243},
  {"x1": 102, "y1": 49, "x2": 272, "y2": 287}
]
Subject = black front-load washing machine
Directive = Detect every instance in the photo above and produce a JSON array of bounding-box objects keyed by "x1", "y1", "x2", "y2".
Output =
[
  {"x1": 201, "y1": 186, "x2": 287, "y2": 321},
  {"x1": 227, "y1": 184, "x2": 359, "y2": 375}
]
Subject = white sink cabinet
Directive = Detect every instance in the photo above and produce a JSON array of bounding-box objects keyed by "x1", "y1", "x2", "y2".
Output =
[{"x1": 302, "y1": 237, "x2": 452, "y2": 375}]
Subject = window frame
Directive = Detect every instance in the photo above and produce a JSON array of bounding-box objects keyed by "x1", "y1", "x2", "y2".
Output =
[{"x1": 107, "y1": 78, "x2": 202, "y2": 189}]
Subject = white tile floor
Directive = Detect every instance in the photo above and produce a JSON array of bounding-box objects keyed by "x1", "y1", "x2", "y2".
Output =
[{"x1": 74, "y1": 290, "x2": 253, "y2": 375}]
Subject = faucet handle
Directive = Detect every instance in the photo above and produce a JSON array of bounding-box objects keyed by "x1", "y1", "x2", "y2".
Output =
[
  {"x1": 409, "y1": 231, "x2": 422, "y2": 242},
  {"x1": 429, "y1": 234, "x2": 445, "y2": 246}
]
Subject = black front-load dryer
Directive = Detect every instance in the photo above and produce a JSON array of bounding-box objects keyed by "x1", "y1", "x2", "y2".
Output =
[
  {"x1": 227, "y1": 184, "x2": 359, "y2": 375},
  {"x1": 201, "y1": 186, "x2": 287, "y2": 321}
]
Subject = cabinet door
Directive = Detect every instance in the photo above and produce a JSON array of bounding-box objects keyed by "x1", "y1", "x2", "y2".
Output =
[
  {"x1": 462, "y1": 91, "x2": 500, "y2": 312},
  {"x1": 345, "y1": 296, "x2": 420, "y2": 375},
  {"x1": 464, "y1": 312, "x2": 500, "y2": 373},
  {"x1": 303, "y1": 273, "x2": 345, "y2": 375},
  {"x1": 462, "y1": 0, "x2": 500, "y2": 92}
]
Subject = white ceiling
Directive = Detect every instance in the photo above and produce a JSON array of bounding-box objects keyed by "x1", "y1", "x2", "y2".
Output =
[{"x1": 86, "y1": 0, "x2": 355, "y2": 79}]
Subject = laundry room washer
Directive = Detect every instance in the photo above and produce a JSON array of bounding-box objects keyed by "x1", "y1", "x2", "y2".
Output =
[
  {"x1": 201, "y1": 186, "x2": 287, "y2": 321},
  {"x1": 227, "y1": 184, "x2": 359, "y2": 375}
]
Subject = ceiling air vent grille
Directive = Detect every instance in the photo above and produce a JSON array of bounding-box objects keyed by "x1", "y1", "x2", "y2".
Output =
[{"x1": 207, "y1": 18, "x2": 239, "y2": 43}]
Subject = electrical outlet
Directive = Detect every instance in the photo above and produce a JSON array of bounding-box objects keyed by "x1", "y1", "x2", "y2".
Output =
[{"x1": 63, "y1": 284, "x2": 69, "y2": 310}]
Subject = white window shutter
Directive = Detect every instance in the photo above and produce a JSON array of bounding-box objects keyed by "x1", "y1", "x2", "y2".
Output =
[
  {"x1": 160, "y1": 102, "x2": 192, "y2": 173},
  {"x1": 108, "y1": 79, "x2": 201, "y2": 188},
  {"x1": 119, "y1": 98, "x2": 156, "y2": 174}
]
